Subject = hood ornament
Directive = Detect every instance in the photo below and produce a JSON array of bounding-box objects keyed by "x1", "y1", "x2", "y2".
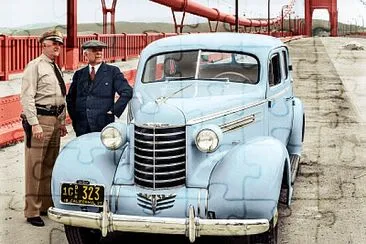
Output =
[{"x1": 137, "y1": 193, "x2": 176, "y2": 215}]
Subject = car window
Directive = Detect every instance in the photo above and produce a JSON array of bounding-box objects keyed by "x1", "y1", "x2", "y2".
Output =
[
  {"x1": 142, "y1": 50, "x2": 259, "y2": 84},
  {"x1": 268, "y1": 53, "x2": 282, "y2": 87}
]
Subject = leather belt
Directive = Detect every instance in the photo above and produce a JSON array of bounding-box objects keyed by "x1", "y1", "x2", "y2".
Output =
[{"x1": 36, "y1": 104, "x2": 65, "y2": 117}]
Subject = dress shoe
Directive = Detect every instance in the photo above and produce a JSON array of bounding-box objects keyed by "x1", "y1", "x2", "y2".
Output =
[
  {"x1": 27, "y1": 216, "x2": 45, "y2": 227},
  {"x1": 40, "y1": 211, "x2": 47, "y2": 216}
]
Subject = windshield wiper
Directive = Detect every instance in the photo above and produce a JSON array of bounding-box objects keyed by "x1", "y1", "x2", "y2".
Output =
[
  {"x1": 164, "y1": 76, "x2": 195, "y2": 81},
  {"x1": 155, "y1": 83, "x2": 193, "y2": 104},
  {"x1": 198, "y1": 77, "x2": 230, "y2": 82}
]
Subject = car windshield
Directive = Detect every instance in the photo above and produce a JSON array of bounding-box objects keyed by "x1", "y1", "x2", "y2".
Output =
[{"x1": 142, "y1": 50, "x2": 259, "y2": 84}]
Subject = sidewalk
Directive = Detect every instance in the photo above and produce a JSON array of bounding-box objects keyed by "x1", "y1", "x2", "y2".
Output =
[{"x1": 0, "y1": 58, "x2": 139, "y2": 98}]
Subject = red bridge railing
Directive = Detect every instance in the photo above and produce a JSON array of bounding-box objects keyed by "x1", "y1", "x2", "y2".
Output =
[{"x1": 0, "y1": 32, "x2": 177, "y2": 81}]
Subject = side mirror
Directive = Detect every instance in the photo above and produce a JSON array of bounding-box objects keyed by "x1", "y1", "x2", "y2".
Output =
[{"x1": 289, "y1": 64, "x2": 293, "y2": 71}]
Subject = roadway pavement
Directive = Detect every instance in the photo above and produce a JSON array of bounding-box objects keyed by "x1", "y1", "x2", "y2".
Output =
[
  {"x1": 1, "y1": 36, "x2": 366, "y2": 244},
  {"x1": 280, "y1": 36, "x2": 366, "y2": 244}
]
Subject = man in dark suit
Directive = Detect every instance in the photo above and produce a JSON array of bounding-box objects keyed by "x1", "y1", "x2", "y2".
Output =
[{"x1": 66, "y1": 40, "x2": 133, "y2": 136}]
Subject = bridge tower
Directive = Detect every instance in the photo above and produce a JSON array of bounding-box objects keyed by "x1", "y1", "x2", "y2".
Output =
[
  {"x1": 101, "y1": 0, "x2": 117, "y2": 34},
  {"x1": 305, "y1": 0, "x2": 338, "y2": 36}
]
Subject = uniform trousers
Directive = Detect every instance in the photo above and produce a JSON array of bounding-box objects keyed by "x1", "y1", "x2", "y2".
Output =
[{"x1": 24, "y1": 115, "x2": 61, "y2": 218}]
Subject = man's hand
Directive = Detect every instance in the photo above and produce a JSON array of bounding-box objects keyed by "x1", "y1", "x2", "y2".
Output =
[
  {"x1": 32, "y1": 124, "x2": 43, "y2": 140},
  {"x1": 60, "y1": 125, "x2": 68, "y2": 137}
]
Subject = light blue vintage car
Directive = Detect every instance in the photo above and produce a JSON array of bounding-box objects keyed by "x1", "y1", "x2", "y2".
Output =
[{"x1": 49, "y1": 32, "x2": 305, "y2": 244}]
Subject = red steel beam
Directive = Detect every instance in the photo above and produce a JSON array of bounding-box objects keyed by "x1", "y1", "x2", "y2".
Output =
[
  {"x1": 101, "y1": 0, "x2": 117, "y2": 34},
  {"x1": 65, "y1": 0, "x2": 79, "y2": 70},
  {"x1": 150, "y1": 0, "x2": 278, "y2": 28}
]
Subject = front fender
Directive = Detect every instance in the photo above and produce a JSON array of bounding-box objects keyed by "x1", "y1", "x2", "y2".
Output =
[
  {"x1": 51, "y1": 133, "x2": 125, "y2": 211},
  {"x1": 208, "y1": 137, "x2": 291, "y2": 220}
]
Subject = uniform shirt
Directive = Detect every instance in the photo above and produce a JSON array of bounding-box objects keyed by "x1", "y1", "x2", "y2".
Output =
[{"x1": 20, "y1": 54, "x2": 66, "y2": 126}]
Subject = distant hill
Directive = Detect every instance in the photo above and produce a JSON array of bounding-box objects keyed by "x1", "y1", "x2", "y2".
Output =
[
  {"x1": 1, "y1": 21, "x2": 218, "y2": 36},
  {"x1": 0, "y1": 22, "x2": 60, "y2": 35},
  {"x1": 1, "y1": 19, "x2": 361, "y2": 36}
]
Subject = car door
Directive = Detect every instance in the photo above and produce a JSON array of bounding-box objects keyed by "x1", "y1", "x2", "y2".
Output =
[{"x1": 266, "y1": 48, "x2": 294, "y2": 145}]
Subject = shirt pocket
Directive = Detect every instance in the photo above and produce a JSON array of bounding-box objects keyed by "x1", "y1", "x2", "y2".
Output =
[{"x1": 38, "y1": 70, "x2": 56, "y2": 94}]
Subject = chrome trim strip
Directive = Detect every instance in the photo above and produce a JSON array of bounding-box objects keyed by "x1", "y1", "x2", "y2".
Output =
[
  {"x1": 139, "y1": 124, "x2": 186, "y2": 128},
  {"x1": 135, "y1": 146, "x2": 185, "y2": 152},
  {"x1": 135, "y1": 168, "x2": 185, "y2": 175},
  {"x1": 135, "y1": 138, "x2": 185, "y2": 144},
  {"x1": 135, "y1": 175, "x2": 186, "y2": 183},
  {"x1": 187, "y1": 86, "x2": 290, "y2": 125},
  {"x1": 187, "y1": 99, "x2": 267, "y2": 125},
  {"x1": 135, "y1": 160, "x2": 185, "y2": 168},
  {"x1": 135, "y1": 130, "x2": 185, "y2": 136},
  {"x1": 135, "y1": 153, "x2": 185, "y2": 160},
  {"x1": 220, "y1": 114, "x2": 256, "y2": 132}
]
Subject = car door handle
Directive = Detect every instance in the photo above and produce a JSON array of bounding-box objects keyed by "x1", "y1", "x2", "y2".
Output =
[{"x1": 285, "y1": 96, "x2": 293, "y2": 101}]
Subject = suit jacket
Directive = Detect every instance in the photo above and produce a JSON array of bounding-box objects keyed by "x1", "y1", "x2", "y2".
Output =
[{"x1": 66, "y1": 62, "x2": 133, "y2": 136}]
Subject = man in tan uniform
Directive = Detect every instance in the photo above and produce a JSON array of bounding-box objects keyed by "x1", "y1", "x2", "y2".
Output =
[{"x1": 20, "y1": 30, "x2": 68, "y2": 227}]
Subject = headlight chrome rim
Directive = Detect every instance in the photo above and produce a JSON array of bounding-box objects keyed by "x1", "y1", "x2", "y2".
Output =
[
  {"x1": 195, "y1": 128, "x2": 219, "y2": 153},
  {"x1": 100, "y1": 126, "x2": 123, "y2": 150}
]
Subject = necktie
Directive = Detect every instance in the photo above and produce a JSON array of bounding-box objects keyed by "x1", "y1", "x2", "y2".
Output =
[
  {"x1": 90, "y1": 66, "x2": 96, "y2": 81},
  {"x1": 52, "y1": 62, "x2": 66, "y2": 96}
]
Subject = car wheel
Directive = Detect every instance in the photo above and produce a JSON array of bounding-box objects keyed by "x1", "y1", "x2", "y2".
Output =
[
  {"x1": 248, "y1": 218, "x2": 278, "y2": 244},
  {"x1": 64, "y1": 225, "x2": 102, "y2": 244}
]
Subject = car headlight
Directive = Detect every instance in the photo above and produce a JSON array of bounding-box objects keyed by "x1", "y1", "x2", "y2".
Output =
[
  {"x1": 195, "y1": 125, "x2": 222, "y2": 152},
  {"x1": 100, "y1": 123, "x2": 127, "y2": 150}
]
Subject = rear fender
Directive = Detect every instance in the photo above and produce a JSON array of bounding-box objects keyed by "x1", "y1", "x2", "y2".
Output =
[
  {"x1": 207, "y1": 137, "x2": 292, "y2": 219},
  {"x1": 287, "y1": 97, "x2": 305, "y2": 155}
]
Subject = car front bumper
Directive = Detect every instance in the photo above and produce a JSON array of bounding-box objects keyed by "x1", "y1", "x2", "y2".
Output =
[{"x1": 48, "y1": 201, "x2": 270, "y2": 243}]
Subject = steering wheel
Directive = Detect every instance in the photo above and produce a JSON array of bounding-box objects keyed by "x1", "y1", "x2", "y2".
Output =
[{"x1": 214, "y1": 71, "x2": 251, "y2": 82}]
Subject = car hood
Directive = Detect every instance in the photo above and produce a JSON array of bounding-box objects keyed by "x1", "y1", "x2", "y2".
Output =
[{"x1": 133, "y1": 81, "x2": 264, "y2": 125}]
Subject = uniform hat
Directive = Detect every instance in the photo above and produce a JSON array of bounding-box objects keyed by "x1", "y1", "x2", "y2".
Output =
[
  {"x1": 81, "y1": 40, "x2": 108, "y2": 49},
  {"x1": 39, "y1": 30, "x2": 64, "y2": 44}
]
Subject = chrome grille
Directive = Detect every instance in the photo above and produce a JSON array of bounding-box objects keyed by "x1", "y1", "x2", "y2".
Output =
[{"x1": 134, "y1": 125, "x2": 186, "y2": 189}]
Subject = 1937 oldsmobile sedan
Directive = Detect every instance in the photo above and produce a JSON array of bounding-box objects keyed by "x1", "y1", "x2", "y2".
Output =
[{"x1": 48, "y1": 33, "x2": 305, "y2": 244}]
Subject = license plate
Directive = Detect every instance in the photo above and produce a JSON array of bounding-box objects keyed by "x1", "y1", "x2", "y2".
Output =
[{"x1": 60, "y1": 183, "x2": 104, "y2": 206}]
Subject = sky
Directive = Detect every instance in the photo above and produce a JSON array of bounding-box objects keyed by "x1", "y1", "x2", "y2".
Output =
[{"x1": 0, "y1": 0, "x2": 365, "y2": 29}]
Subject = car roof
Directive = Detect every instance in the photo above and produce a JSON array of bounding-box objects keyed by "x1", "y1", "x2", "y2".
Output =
[{"x1": 141, "y1": 32, "x2": 285, "y2": 58}]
